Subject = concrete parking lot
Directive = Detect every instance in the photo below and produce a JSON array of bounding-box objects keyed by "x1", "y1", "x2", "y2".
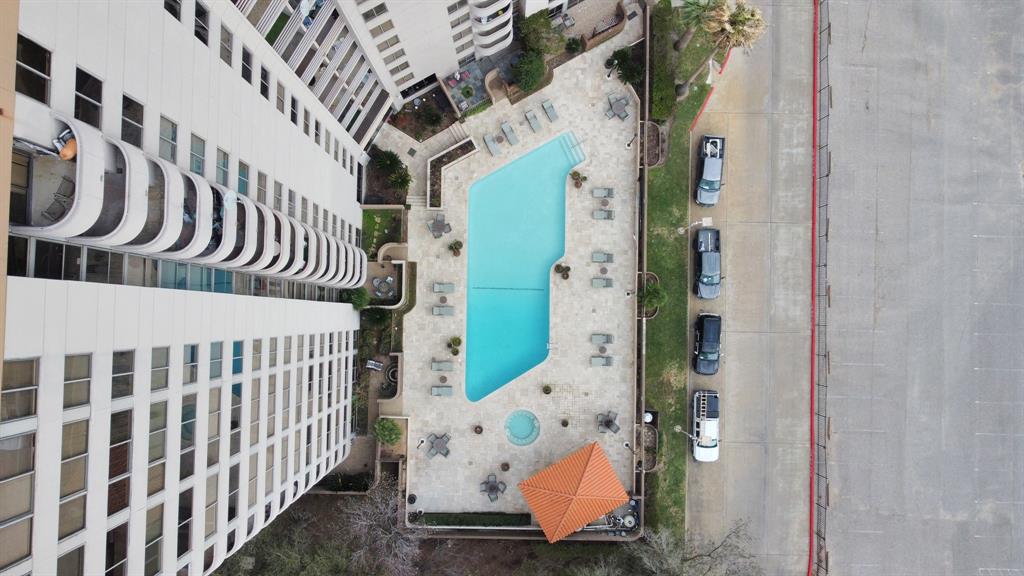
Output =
[
  {"x1": 684, "y1": 0, "x2": 813, "y2": 573},
  {"x1": 824, "y1": 0, "x2": 1024, "y2": 574}
]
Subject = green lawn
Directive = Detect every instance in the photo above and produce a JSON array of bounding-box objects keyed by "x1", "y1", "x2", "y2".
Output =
[
  {"x1": 361, "y1": 208, "x2": 402, "y2": 259},
  {"x1": 644, "y1": 82, "x2": 713, "y2": 537}
]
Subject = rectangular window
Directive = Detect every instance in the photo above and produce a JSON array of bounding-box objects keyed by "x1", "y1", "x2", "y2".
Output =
[
  {"x1": 314, "y1": 119, "x2": 321, "y2": 144},
  {"x1": 205, "y1": 474, "x2": 218, "y2": 537},
  {"x1": 389, "y1": 61, "x2": 410, "y2": 76},
  {"x1": 256, "y1": 171, "x2": 267, "y2": 204},
  {"x1": 252, "y1": 339, "x2": 263, "y2": 370},
  {"x1": 447, "y1": 0, "x2": 467, "y2": 14},
  {"x1": 450, "y1": 14, "x2": 469, "y2": 27},
  {"x1": 194, "y1": 2, "x2": 210, "y2": 44},
  {"x1": 121, "y1": 95, "x2": 144, "y2": 147},
  {"x1": 250, "y1": 378, "x2": 262, "y2": 444},
  {"x1": 267, "y1": 374, "x2": 277, "y2": 437},
  {"x1": 148, "y1": 401, "x2": 167, "y2": 496},
  {"x1": 108, "y1": 410, "x2": 132, "y2": 516},
  {"x1": 177, "y1": 488, "x2": 193, "y2": 558},
  {"x1": 180, "y1": 394, "x2": 197, "y2": 481},
  {"x1": 111, "y1": 350, "x2": 135, "y2": 398},
  {"x1": 456, "y1": 39, "x2": 474, "y2": 53},
  {"x1": 395, "y1": 72, "x2": 415, "y2": 86},
  {"x1": 301, "y1": 197, "x2": 308, "y2": 223},
  {"x1": 207, "y1": 388, "x2": 221, "y2": 466},
  {"x1": 220, "y1": 25, "x2": 233, "y2": 65},
  {"x1": 60, "y1": 354, "x2": 90, "y2": 409},
  {"x1": 233, "y1": 340, "x2": 244, "y2": 374},
  {"x1": 216, "y1": 148, "x2": 229, "y2": 186},
  {"x1": 105, "y1": 522, "x2": 129, "y2": 576},
  {"x1": 0, "y1": 432, "x2": 34, "y2": 563},
  {"x1": 74, "y1": 68, "x2": 103, "y2": 129},
  {"x1": 210, "y1": 342, "x2": 223, "y2": 379},
  {"x1": 190, "y1": 134, "x2": 205, "y2": 175},
  {"x1": 57, "y1": 546, "x2": 84, "y2": 576},
  {"x1": 1, "y1": 359, "x2": 36, "y2": 422},
  {"x1": 287, "y1": 189, "x2": 296, "y2": 217},
  {"x1": 144, "y1": 505, "x2": 163, "y2": 576},
  {"x1": 363, "y1": 4, "x2": 388, "y2": 20},
  {"x1": 228, "y1": 463, "x2": 240, "y2": 520},
  {"x1": 151, "y1": 347, "x2": 169, "y2": 390},
  {"x1": 303, "y1": 109, "x2": 310, "y2": 135},
  {"x1": 277, "y1": 82, "x2": 286, "y2": 113},
  {"x1": 260, "y1": 67, "x2": 270, "y2": 98},
  {"x1": 159, "y1": 116, "x2": 177, "y2": 162},
  {"x1": 369, "y1": 20, "x2": 395, "y2": 38},
  {"x1": 290, "y1": 97, "x2": 299, "y2": 124},
  {"x1": 376, "y1": 35, "x2": 399, "y2": 52},
  {"x1": 241, "y1": 47, "x2": 253, "y2": 83},
  {"x1": 183, "y1": 344, "x2": 198, "y2": 385},
  {"x1": 164, "y1": 0, "x2": 181, "y2": 19},
  {"x1": 59, "y1": 420, "x2": 88, "y2": 539},
  {"x1": 273, "y1": 181, "x2": 283, "y2": 211},
  {"x1": 383, "y1": 48, "x2": 405, "y2": 65},
  {"x1": 238, "y1": 161, "x2": 250, "y2": 196}
]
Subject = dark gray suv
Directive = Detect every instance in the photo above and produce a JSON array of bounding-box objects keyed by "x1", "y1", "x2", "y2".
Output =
[
  {"x1": 693, "y1": 314, "x2": 722, "y2": 375},
  {"x1": 694, "y1": 227, "x2": 721, "y2": 299}
]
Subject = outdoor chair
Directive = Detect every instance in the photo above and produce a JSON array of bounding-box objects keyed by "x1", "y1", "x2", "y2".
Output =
[
  {"x1": 591, "y1": 355, "x2": 614, "y2": 367},
  {"x1": 592, "y1": 209, "x2": 615, "y2": 220},
  {"x1": 498, "y1": 481, "x2": 506, "y2": 493},
  {"x1": 501, "y1": 121, "x2": 519, "y2": 145},
  {"x1": 591, "y1": 277, "x2": 613, "y2": 288},
  {"x1": 484, "y1": 134, "x2": 502, "y2": 156},
  {"x1": 439, "y1": 447, "x2": 450, "y2": 458},
  {"x1": 432, "y1": 305, "x2": 455, "y2": 316},
  {"x1": 542, "y1": 99, "x2": 559, "y2": 121},
  {"x1": 591, "y1": 252, "x2": 614, "y2": 263},
  {"x1": 431, "y1": 360, "x2": 454, "y2": 372},
  {"x1": 592, "y1": 187, "x2": 614, "y2": 198},
  {"x1": 427, "y1": 447, "x2": 439, "y2": 458},
  {"x1": 605, "y1": 108, "x2": 617, "y2": 119},
  {"x1": 433, "y1": 282, "x2": 455, "y2": 293},
  {"x1": 430, "y1": 386, "x2": 453, "y2": 396},
  {"x1": 525, "y1": 109, "x2": 542, "y2": 132},
  {"x1": 591, "y1": 333, "x2": 613, "y2": 345},
  {"x1": 488, "y1": 492, "x2": 498, "y2": 502},
  {"x1": 481, "y1": 482, "x2": 489, "y2": 493}
]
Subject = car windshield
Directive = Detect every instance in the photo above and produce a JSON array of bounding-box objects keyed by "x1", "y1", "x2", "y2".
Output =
[
  {"x1": 699, "y1": 178, "x2": 721, "y2": 191},
  {"x1": 698, "y1": 436, "x2": 718, "y2": 448},
  {"x1": 700, "y1": 272, "x2": 721, "y2": 285},
  {"x1": 699, "y1": 351, "x2": 719, "y2": 361}
]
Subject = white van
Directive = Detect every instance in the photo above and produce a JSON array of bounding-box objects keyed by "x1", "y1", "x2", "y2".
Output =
[{"x1": 692, "y1": 390, "x2": 720, "y2": 462}]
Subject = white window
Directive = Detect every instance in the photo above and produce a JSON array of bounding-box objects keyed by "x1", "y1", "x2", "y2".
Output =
[
  {"x1": 194, "y1": 2, "x2": 210, "y2": 44},
  {"x1": 121, "y1": 95, "x2": 144, "y2": 147},
  {"x1": 190, "y1": 134, "x2": 205, "y2": 175},
  {"x1": 220, "y1": 25, "x2": 233, "y2": 65},
  {"x1": 74, "y1": 68, "x2": 102, "y2": 129},
  {"x1": 159, "y1": 117, "x2": 177, "y2": 162},
  {"x1": 15, "y1": 35, "x2": 50, "y2": 104}
]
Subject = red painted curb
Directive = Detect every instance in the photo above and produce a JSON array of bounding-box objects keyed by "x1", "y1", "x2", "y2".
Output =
[
  {"x1": 719, "y1": 47, "x2": 733, "y2": 75},
  {"x1": 688, "y1": 86, "x2": 715, "y2": 133},
  {"x1": 807, "y1": 0, "x2": 819, "y2": 575}
]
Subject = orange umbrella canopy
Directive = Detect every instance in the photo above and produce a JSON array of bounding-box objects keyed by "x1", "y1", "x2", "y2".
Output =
[{"x1": 518, "y1": 442, "x2": 629, "y2": 543}]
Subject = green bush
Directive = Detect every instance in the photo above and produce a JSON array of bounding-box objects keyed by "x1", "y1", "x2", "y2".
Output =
[
  {"x1": 461, "y1": 85, "x2": 474, "y2": 99},
  {"x1": 342, "y1": 287, "x2": 371, "y2": 310},
  {"x1": 417, "y1": 105, "x2": 443, "y2": 127},
  {"x1": 371, "y1": 148, "x2": 402, "y2": 174},
  {"x1": 364, "y1": 308, "x2": 391, "y2": 328},
  {"x1": 388, "y1": 166, "x2": 411, "y2": 192},
  {"x1": 373, "y1": 418, "x2": 402, "y2": 446},
  {"x1": 517, "y1": 11, "x2": 561, "y2": 55},
  {"x1": 512, "y1": 52, "x2": 546, "y2": 92},
  {"x1": 640, "y1": 282, "x2": 669, "y2": 310},
  {"x1": 565, "y1": 36, "x2": 582, "y2": 54},
  {"x1": 612, "y1": 46, "x2": 643, "y2": 88}
]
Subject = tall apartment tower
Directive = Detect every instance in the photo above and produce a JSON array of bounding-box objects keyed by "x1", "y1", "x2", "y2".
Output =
[{"x1": 1, "y1": 1, "x2": 379, "y2": 575}]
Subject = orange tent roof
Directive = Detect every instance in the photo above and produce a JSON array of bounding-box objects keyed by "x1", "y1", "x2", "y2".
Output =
[{"x1": 518, "y1": 442, "x2": 629, "y2": 543}]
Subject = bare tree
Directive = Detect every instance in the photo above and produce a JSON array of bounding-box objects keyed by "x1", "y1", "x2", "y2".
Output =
[
  {"x1": 344, "y1": 474, "x2": 422, "y2": 576},
  {"x1": 623, "y1": 521, "x2": 762, "y2": 576}
]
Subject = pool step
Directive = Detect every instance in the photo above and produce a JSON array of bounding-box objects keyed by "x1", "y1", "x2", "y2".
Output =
[{"x1": 561, "y1": 133, "x2": 587, "y2": 166}]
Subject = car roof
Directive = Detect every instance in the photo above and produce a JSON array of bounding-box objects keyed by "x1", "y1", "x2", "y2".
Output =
[
  {"x1": 703, "y1": 157, "x2": 723, "y2": 180},
  {"x1": 700, "y1": 314, "x2": 721, "y2": 334},
  {"x1": 701, "y1": 252, "x2": 721, "y2": 274}
]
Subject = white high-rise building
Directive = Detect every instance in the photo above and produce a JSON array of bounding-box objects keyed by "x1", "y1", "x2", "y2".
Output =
[{"x1": 0, "y1": 1, "x2": 381, "y2": 575}]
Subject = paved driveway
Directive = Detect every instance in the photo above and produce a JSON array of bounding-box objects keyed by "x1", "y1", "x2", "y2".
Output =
[
  {"x1": 684, "y1": 0, "x2": 814, "y2": 573},
  {"x1": 824, "y1": 0, "x2": 1024, "y2": 573}
]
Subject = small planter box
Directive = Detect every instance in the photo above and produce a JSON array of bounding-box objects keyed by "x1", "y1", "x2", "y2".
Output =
[{"x1": 427, "y1": 137, "x2": 478, "y2": 209}]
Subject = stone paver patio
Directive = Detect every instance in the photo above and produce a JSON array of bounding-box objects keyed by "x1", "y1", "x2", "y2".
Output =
[{"x1": 383, "y1": 4, "x2": 644, "y2": 519}]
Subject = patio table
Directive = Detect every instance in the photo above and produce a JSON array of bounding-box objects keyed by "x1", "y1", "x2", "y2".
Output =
[{"x1": 611, "y1": 98, "x2": 627, "y2": 116}]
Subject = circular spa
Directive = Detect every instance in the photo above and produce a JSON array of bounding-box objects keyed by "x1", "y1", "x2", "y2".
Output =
[{"x1": 504, "y1": 410, "x2": 540, "y2": 446}]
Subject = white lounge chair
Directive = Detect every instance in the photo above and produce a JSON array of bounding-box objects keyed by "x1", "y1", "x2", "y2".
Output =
[
  {"x1": 430, "y1": 386, "x2": 453, "y2": 396},
  {"x1": 591, "y1": 277, "x2": 613, "y2": 288},
  {"x1": 592, "y1": 187, "x2": 614, "y2": 198},
  {"x1": 431, "y1": 360, "x2": 454, "y2": 372},
  {"x1": 484, "y1": 134, "x2": 501, "y2": 156},
  {"x1": 542, "y1": 99, "x2": 559, "y2": 121},
  {"x1": 501, "y1": 121, "x2": 519, "y2": 145},
  {"x1": 432, "y1": 305, "x2": 455, "y2": 316},
  {"x1": 591, "y1": 355, "x2": 614, "y2": 367},
  {"x1": 591, "y1": 251, "x2": 614, "y2": 263},
  {"x1": 433, "y1": 282, "x2": 455, "y2": 293},
  {"x1": 592, "y1": 209, "x2": 615, "y2": 220},
  {"x1": 591, "y1": 333, "x2": 613, "y2": 345},
  {"x1": 525, "y1": 109, "x2": 541, "y2": 132}
]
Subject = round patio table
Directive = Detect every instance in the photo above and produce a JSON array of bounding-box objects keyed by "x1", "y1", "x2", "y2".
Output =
[
  {"x1": 432, "y1": 437, "x2": 446, "y2": 451},
  {"x1": 600, "y1": 267, "x2": 608, "y2": 275},
  {"x1": 440, "y1": 376, "x2": 448, "y2": 384},
  {"x1": 601, "y1": 199, "x2": 610, "y2": 207},
  {"x1": 599, "y1": 346, "x2": 607, "y2": 354},
  {"x1": 439, "y1": 296, "x2": 448, "y2": 304},
  {"x1": 495, "y1": 135, "x2": 505, "y2": 144}
]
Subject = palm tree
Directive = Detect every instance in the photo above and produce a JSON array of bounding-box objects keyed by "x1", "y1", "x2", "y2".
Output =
[
  {"x1": 674, "y1": 0, "x2": 723, "y2": 53},
  {"x1": 675, "y1": 0, "x2": 766, "y2": 98}
]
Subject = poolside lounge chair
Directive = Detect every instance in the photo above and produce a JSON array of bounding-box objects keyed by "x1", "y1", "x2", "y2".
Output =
[
  {"x1": 592, "y1": 187, "x2": 614, "y2": 198},
  {"x1": 501, "y1": 121, "x2": 519, "y2": 145},
  {"x1": 591, "y1": 251, "x2": 614, "y2": 264},
  {"x1": 525, "y1": 109, "x2": 542, "y2": 132},
  {"x1": 591, "y1": 333, "x2": 614, "y2": 345},
  {"x1": 542, "y1": 99, "x2": 559, "y2": 121},
  {"x1": 591, "y1": 355, "x2": 614, "y2": 367},
  {"x1": 433, "y1": 282, "x2": 455, "y2": 294},
  {"x1": 431, "y1": 360, "x2": 454, "y2": 372},
  {"x1": 431, "y1": 386, "x2": 453, "y2": 396},
  {"x1": 432, "y1": 305, "x2": 455, "y2": 316},
  {"x1": 591, "y1": 277, "x2": 614, "y2": 288},
  {"x1": 484, "y1": 134, "x2": 501, "y2": 156},
  {"x1": 592, "y1": 209, "x2": 615, "y2": 220}
]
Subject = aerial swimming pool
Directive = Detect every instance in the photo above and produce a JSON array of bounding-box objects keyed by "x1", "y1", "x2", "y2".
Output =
[{"x1": 465, "y1": 132, "x2": 584, "y2": 402}]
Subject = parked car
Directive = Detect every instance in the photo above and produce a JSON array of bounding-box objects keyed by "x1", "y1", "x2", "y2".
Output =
[
  {"x1": 693, "y1": 314, "x2": 722, "y2": 375},
  {"x1": 694, "y1": 227, "x2": 721, "y2": 299},
  {"x1": 696, "y1": 135, "x2": 725, "y2": 206},
  {"x1": 691, "y1": 390, "x2": 720, "y2": 462}
]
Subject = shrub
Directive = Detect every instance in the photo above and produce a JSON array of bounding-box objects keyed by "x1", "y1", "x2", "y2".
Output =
[
  {"x1": 388, "y1": 166, "x2": 411, "y2": 191},
  {"x1": 517, "y1": 11, "x2": 561, "y2": 55},
  {"x1": 512, "y1": 52, "x2": 545, "y2": 92},
  {"x1": 449, "y1": 336, "x2": 463, "y2": 348},
  {"x1": 372, "y1": 149, "x2": 402, "y2": 174},
  {"x1": 417, "y1": 105, "x2": 442, "y2": 127},
  {"x1": 364, "y1": 308, "x2": 391, "y2": 328},
  {"x1": 640, "y1": 282, "x2": 668, "y2": 310},
  {"x1": 373, "y1": 418, "x2": 402, "y2": 446},
  {"x1": 650, "y1": 0, "x2": 679, "y2": 120},
  {"x1": 460, "y1": 85, "x2": 474, "y2": 99},
  {"x1": 565, "y1": 36, "x2": 582, "y2": 54},
  {"x1": 612, "y1": 46, "x2": 643, "y2": 88},
  {"x1": 343, "y1": 287, "x2": 371, "y2": 310}
]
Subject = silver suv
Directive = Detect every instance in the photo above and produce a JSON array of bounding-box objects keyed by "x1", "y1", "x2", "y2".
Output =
[{"x1": 696, "y1": 135, "x2": 725, "y2": 206}]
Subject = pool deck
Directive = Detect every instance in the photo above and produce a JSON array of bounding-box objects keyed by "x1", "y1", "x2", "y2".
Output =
[{"x1": 387, "y1": 6, "x2": 644, "y2": 519}]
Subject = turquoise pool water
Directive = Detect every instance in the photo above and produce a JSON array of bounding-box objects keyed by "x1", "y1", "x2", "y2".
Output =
[
  {"x1": 504, "y1": 410, "x2": 540, "y2": 446},
  {"x1": 466, "y1": 132, "x2": 584, "y2": 402}
]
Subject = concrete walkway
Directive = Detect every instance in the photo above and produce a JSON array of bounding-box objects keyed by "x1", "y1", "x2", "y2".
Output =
[{"x1": 684, "y1": 0, "x2": 813, "y2": 574}]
